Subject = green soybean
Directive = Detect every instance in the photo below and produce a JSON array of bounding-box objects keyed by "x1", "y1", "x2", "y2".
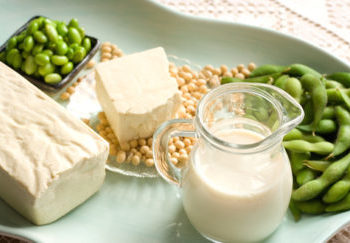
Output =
[
  {"x1": 330, "y1": 106, "x2": 350, "y2": 157},
  {"x1": 42, "y1": 49, "x2": 53, "y2": 56},
  {"x1": 6, "y1": 48, "x2": 20, "y2": 65},
  {"x1": 44, "y1": 23, "x2": 59, "y2": 43},
  {"x1": 82, "y1": 37, "x2": 91, "y2": 52},
  {"x1": 38, "y1": 63, "x2": 55, "y2": 76},
  {"x1": 249, "y1": 64, "x2": 287, "y2": 77},
  {"x1": 77, "y1": 27, "x2": 85, "y2": 39},
  {"x1": 299, "y1": 74, "x2": 327, "y2": 132},
  {"x1": 304, "y1": 160, "x2": 331, "y2": 172},
  {"x1": 68, "y1": 18, "x2": 79, "y2": 28},
  {"x1": 51, "y1": 55, "x2": 68, "y2": 66},
  {"x1": 221, "y1": 77, "x2": 243, "y2": 84},
  {"x1": 68, "y1": 27, "x2": 82, "y2": 44},
  {"x1": 0, "y1": 51, "x2": 6, "y2": 62},
  {"x1": 57, "y1": 23, "x2": 68, "y2": 36},
  {"x1": 27, "y1": 20, "x2": 39, "y2": 34},
  {"x1": 296, "y1": 168, "x2": 317, "y2": 185},
  {"x1": 327, "y1": 72, "x2": 350, "y2": 88},
  {"x1": 283, "y1": 140, "x2": 334, "y2": 155},
  {"x1": 56, "y1": 41, "x2": 68, "y2": 55},
  {"x1": 34, "y1": 53, "x2": 50, "y2": 66},
  {"x1": 294, "y1": 200, "x2": 325, "y2": 214},
  {"x1": 31, "y1": 44, "x2": 44, "y2": 56},
  {"x1": 60, "y1": 62, "x2": 74, "y2": 75},
  {"x1": 44, "y1": 73, "x2": 62, "y2": 84},
  {"x1": 292, "y1": 152, "x2": 350, "y2": 201},
  {"x1": 23, "y1": 56, "x2": 37, "y2": 75},
  {"x1": 23, "y1": 36, "x2": 34, "y2": 52},
  {"x1": 72, "y1": 46, "x2": 86, "y2": 63},
  {"x1": 12, "y1": 52, "x2": 22, "y2": 69},
  {"x1": 285, "y1": 64, "x2": 322, "y2": 78},
  {"x1": 33, "y1": 30, "x2": 47, "y2": 43},
  {"x1": 6, "y1": 36, "x2": 17, "y2": 50}
]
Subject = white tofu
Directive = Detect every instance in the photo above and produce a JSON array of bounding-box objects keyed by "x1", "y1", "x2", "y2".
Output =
[
  {"x1": 95, "y1": 47, "x2": 181, "y2": 144},
  {"x1": 0, "y1": 62, "x2": 109, "y2": 225}
]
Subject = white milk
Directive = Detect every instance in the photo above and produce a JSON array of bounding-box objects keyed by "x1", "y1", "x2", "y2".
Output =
[{"x1": 182, "y1": 128, "x2": 293, "y2": 242}]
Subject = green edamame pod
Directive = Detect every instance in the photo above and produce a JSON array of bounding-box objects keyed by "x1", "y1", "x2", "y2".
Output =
[
  {"x1": 330, "y1": 106, "x2": 350, "y2": 157},
  {"x1": 327, "y1": 72, "x2": 350, "y2": 88},
  {"x1": 326, "y1": 80, "x2": 344, "y2": 89},
  {"x1": 292, "y1": 152, "x2": 350, "y2": 201},
  {"x1": 284, "y1": 77, "x2": 303, "y2": 103},
  {"x1": 299, "y1": 74, "x2": 327, "y2": 132},
  {"x1": 325, "y1": 192, "x2": 350, "y2": 212},
  {"x1": 33, "y1": 30, "x2": 47, "y2": 43},
  {"x1": 285, "y1": 64, "x2": 322, "y2": 78},
  {"x1": 289, "y1": 200, "x2": 301, "y2": 222},
  {"x1": 300, "y1": 99, "x2": 313, "y2": 125},
  {"x1": 23, "y1": 56, "x2": 37, "y2": 75},
  {"x1": 243, "y1": 72, "x2": 282, "y2": 84},
  {"x1": 82, "y1": 37, "x2": 91, "y2": 52},
  {"x1": 6, "y1": 36, "x2": 17, "y2": 50},
  {"x1": 303, "y1": 160, "x2": 331, "y2": 172},
  {"x1": 338, "y1": 89, "x2": 350, "y2": 111},
  {"x1": 274, "y1": 74, "x2": 289, "y2": 89},
  {"x1": 326, "y1": 88, "x2": 349, "y2": 104},
  {"x1": 294, "y1": 199, "x2": 325, "y2": 214},
  {"x1": 323, "y1": 170, "x2": 350, "y2": 203},
  {"x1": 34, "y1": 53, "x2": 50, "y2": 66},
  {"x1": 296, "y1": 168, "x2": 317, "y2": 185},
  {"x1": 23, "y1": 36, "x2": 34, "y2": 52},
  {"x1": 51, "y1": 55, "x2": 68, "y2": 66},
  {"x1": 44, "y1": 73, "x2": 62, "y2": 84},
  {"x1": 298, "y1": 119, "x2": 337, "y2": 135},
  {"x1": 322, "y1": 106, "x2": 335, "y2": 119},
  {"x1": 284, "y1": 128, "x2": 303, "y2": 141},
  {"x1": 220, "y1": 77, "x2": 242, "y2": 84},
  {"x1": 60, "y1": 62, "x2": 74, "y2": 75},
  {"x1": 289, "y1": 151, "x2": 310, "y2": 174},
  {"x1": 283, "y1": 140, "x2": 334, "y2": 155},
  {"x1": 249, "y1": 64, "x2": 287, "y2": 77},
  {"x1": 68, "y1": 27, "x2": 82, "y2": 44}
]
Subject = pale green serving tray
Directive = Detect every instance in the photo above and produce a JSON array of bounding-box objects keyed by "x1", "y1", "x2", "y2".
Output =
[{"x1": 0, "y1": 0, "x2": 350, "y2": 242}]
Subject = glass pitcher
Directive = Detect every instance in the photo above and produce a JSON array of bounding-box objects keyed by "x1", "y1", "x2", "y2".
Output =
[{"x1": 153, "y1": 82, "x2": 304, "y2": 243}]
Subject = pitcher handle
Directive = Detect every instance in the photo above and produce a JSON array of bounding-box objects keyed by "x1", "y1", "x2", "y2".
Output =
[{"x1": 152, "y1": 119, "x2": 196, "y2": 186}]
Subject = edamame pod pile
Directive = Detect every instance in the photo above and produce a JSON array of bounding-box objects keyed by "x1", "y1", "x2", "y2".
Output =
[
  {"x1": 0, "y1": 17, "x2": 92, "y2": 84},
  {"x1": 220, "y1": 64, "x2": 350, "y2": 221}
]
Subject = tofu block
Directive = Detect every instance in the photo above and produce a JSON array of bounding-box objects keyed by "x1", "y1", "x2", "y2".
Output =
[
  {"x1": 0, "y1": 62, "x2": 109, "y2": 225},
  {"x1": 95, "y1": 47, "x2": 181, "y2": 144}
]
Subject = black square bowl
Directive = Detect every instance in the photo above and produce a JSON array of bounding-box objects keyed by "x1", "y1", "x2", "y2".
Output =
[{"x1": 0, "y1": 15, "x2": 100, "y2": 92}]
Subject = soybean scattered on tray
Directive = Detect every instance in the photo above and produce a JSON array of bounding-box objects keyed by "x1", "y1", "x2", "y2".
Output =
[
  {"x1": 0, "y1": 17, "x2": 92, "y2": 84},
  {"x1": 220, "y1": 63, "x2": 350, "y2": 221}
]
